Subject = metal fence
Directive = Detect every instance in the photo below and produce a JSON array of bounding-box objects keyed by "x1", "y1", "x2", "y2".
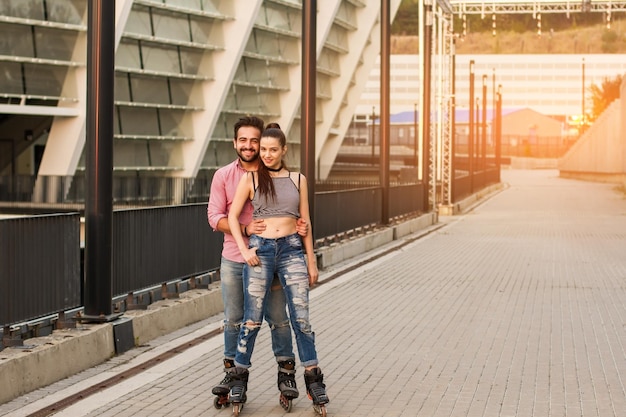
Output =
[
  {"x1": 0, "y1": 174, "x2": 214, "y2": 206},
  {"x1": 452, "y1": 167, "x2": 501, "y2": 203},
  {"x1": 455, "y1": 134, "x2": 575, "y2": 159},
  {"x1": 0, "y1": 179, "x2": 446, "y2": 348},
  {"x1": 112, "y1": 204, "x2": 222, "y2": 296},
  {"x1": 315, "y1": 187, "x2": 382, "y2": 239},
  {"x1": 0, "y1": 214, "x2": 81, "y2": 329}
]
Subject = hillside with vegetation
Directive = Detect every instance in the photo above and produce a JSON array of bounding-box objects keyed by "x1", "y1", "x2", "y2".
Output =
[
  {"x1": 391, "y1": 0, "x2": 626, "y2": 54},
  {"x1": 391, "y1": 20, "x2": 626, "y2": 54}
]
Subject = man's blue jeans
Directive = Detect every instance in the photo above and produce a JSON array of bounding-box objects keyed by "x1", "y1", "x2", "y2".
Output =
[
  {"x1": 220, "y1": 257, "x2": 294, "y2": 361},
  {"x1": 235, "y1": 233, "x2": 319, "y2": 369}
]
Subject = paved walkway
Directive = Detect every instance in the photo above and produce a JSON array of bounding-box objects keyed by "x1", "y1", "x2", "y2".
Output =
[{"x1": 2, "y1": 169, "x2": 626, "y2": 417}]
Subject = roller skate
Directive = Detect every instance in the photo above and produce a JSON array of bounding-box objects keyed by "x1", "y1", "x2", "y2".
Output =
[
  {"x1": 211, "y1": 359, "x2": 235, "y2": 409},
  {"x1": 304, "y1": 367, "x2": 329, "y2": 417},
  {"x1": 228, "y1": 367, "x2": 249, "y2": 416},
  {"x1": 277, "y1": 360, "x2": 299, "y2": 412}
]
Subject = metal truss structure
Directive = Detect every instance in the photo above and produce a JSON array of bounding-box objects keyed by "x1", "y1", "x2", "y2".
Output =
[
  {"x1": 421, "y1": 0, "x2": 455, "y2": 210},
  {"x1": 427, "y1": 0, "x2": 622, "y2": 211},
  {"x1": 449, "y1": 0, "x2": 626, "y2": 15},
  {"x1": 436, "y1": 10, "x2": 455, "y2": 210}
]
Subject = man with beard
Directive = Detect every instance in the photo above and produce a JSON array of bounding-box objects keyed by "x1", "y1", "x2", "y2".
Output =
[{"x1": 207, "y1": 116, "x2": 306, "y2": 408}]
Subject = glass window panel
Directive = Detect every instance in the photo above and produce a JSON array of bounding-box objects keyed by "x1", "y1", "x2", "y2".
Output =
[
  {"x1": 118, "y1": 107, "x2": 160, "y2": 135},
  {"x1": 24, "y1": 64, "x2": 66, "y2": 96},
  {"x1": 114, "y1": 141, "x2": 150, "y2": 167},
  {"x1": 201, "y1": 140, "x2": 236, "y2": 167},
  {"x1": 125, "y1": 9, "x2": 152, "y2": 36},
  {"x1": 200, "y1": 0, "x2": 220, "y2": 14},
  {"x1": 159, "y1": 109, "x2": 184, "y2": 136},
  {"x1": 142, "y1": 44, "x2": 181, "y2": 73},
  {"x1": 0, "y1": 62, "x2": 23, "y2": 94},
  {"x1": 179, "y1": 48, "x2": 204, "y2": 74},
  {"x1": 189, "y1": 17, "x2": 214, "y2": 44},
  {"x1": 151, "y1": 141, "x2": 179, "y2": 167},
  {"x1": 212, "y1": 113, "x2": 235, "y2": 139},
  {"x1": 1, "y1": 0, "x2": 45, "y2": 20},
  {"x1": 152, "y1": 12, "x2": 190, "y2": 42},
  {"x1": 0, "y1": 23, "x2": 34, "y2": 57},
  {"x1": 130, "y1": 76, "x2": 170, "y2": 104},
  {"x1": 117, "y1": 41, "x2": 142, "y2": 69},
  {"x1": 114, "y1": 74, "x2": 131, "y2": 102},
  {"x1": 167, "y1": 0, "x2": 202, "y2": 12},
  {"x1": 35, "y1": 27, "x2": 77, "y2": 61},
  {"x1": 114, "y1": 107, "x2": 120, "y2": 135},
  {"x1": 169, "y1": 79, "x2": 194, "y2": 106},
  {"x1": 46, "y1": 0, "x2": 86, "y2": 25}
]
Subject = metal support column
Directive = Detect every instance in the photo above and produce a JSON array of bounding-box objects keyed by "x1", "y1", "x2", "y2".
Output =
[
  {"x1": 301, "y1": 0, "x2": 316, "y2": 227},
  {"x1": 422, "y1": 0, "x2": 434, "y2": 212},
  {"x1": 83, "y1": 0, "x2": 119, "y2": 322},
  {"x1": 496, "y1": 84, "x2": 503, "y2": 181},
  {"x1": 468, "y1": 60, "x2": 475, "y2": 193},
  {"x1": 482, "y1": 74, "x2": 487, "y2": 170},
  {"x1": 449, "y1": 37, "x2": 456, "y2": 205},
  {"x1": 380, "y1": 0, "x2": 391, "y2": 224},
  {"x1": 438, "y1": 9, "x2": 454, "y2": 211}
]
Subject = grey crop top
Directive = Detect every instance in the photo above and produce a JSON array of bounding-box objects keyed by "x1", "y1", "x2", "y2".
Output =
[{"x1": 251, "y1": 173, "x2": 301, "y2": 219}]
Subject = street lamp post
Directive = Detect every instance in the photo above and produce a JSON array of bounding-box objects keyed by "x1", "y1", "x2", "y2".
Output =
[
  {"x1": 581, "y1": 57, "x2": 586, "y2": 133},
  {"x1": 380, "y1": 0, "x2": 390, "y2": 225},
  {"x1": 482, "y1": 74, "x2": 487, "y2": 170},
  {"x1": 496, "y1": 84, "x2": 502, "y2": 181},
  {"x1": 475, "y1": 96, "x2": 480, "y2": 168},
  {"x1": 414, "y1": 102, "x2": 418, "y2": 167},
  {"x1": 468, "y1": 60, "x2": 474, "y2": 193},
  {"x1": 422, "y1": 0, "x2": 433, "y2": 212}
]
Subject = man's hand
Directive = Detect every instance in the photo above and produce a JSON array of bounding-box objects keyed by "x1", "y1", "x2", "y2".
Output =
[
  {"x1": 245, "y1": 219, "x2": 266, "y2": 236},
  {"x1": 296, "y1": 218, "x2": 308, "y2": 237}
]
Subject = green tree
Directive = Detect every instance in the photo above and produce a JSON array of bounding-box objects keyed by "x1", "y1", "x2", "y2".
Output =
[{"x1": 589, "y1": 74, "x2": 623, "y2": 121}]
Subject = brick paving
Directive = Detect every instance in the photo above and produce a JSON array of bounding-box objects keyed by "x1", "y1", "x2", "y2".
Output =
[{"x1": 2, "y1": 169, "x2": 626, "y2": 417}]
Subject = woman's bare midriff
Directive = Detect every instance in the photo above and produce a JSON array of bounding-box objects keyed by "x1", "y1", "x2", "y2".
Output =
[{"x1": 256, "y1": 217, "x2": 297, "y2": 239}]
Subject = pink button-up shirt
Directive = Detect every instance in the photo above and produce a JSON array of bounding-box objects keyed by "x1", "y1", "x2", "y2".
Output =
[{"x1": 207, "y1": 159, "x2": 252, "y2": 263}]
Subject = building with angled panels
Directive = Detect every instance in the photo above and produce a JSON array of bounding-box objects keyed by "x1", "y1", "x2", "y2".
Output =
[
  {"x1": 357, "y1": 54, "x2": 626, "y2": 119},
  {"x1": 0, "y1": 0, "x2": 401, "y2": 203}
]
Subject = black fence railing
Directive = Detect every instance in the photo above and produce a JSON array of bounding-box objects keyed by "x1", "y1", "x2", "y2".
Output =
[
  {"x1": 0, "y1": 175, "x2": 485, "y2": 348},
  {"x1": 390, "y1": 183, "x2": 424, "y2": 218},
  {"x1": 112, "y1": 204, "x2": 223, "y2": 297},
  {"x1": 0, "y1": 214, "x2": 81, "y2": 330},
  {"x1": 0, "y1": 174, "x2": 215, "y2": 206},
  {"x1": 315, "y1": 187, "x2": 382, "y2": 239},
  {"x1": 455, "y1": 134, "x2": 576, "y2": 159},
  {"x1": 452, "y1": 166, "x2": 500, "y2": 203}
]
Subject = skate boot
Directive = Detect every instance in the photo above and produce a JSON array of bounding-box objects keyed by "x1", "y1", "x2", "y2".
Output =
[
  {"x1": 228, "y1": 367, "x2": 249, "y2": 416},
  {"x1": 211, "y1": 359, "x2": 234, "y2": 409},
  {"x1": 277, "y1": 360, "x2": 299, "y2": 411},
  {"x1": 304, "y1": 367, "x2": 329, "y2": 416}
]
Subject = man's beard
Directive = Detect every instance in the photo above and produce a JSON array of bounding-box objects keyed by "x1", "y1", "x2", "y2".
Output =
[{"x1": 237, "y1": 149, "x2": 259, "y2": 163}]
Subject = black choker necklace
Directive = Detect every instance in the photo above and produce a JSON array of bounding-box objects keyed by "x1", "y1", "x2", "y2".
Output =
[{"x1": 266, "y1": 164, "x2": 283, "y2": 172}]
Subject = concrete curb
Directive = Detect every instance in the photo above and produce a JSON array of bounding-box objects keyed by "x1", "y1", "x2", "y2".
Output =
[
  {"x1": 316, "y1": 212, "x2": 438, "y2": 269},
  {"x1": 438, "y1": 182, "x2": 505, "y2": 216},
  {"x1": 127, "y1": 287, "x2": 224, "y2": 347},
  {"x1": 0, "y1": 324, "x2": 114, "y2": 405},
  {"x1": 0, "y1": 288, "x2": 224, "y2": 405}
]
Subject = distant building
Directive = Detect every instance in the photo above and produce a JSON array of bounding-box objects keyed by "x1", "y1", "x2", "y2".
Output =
[{"x1": 357, "y1": 54, "x2": 626, "y2": 119}]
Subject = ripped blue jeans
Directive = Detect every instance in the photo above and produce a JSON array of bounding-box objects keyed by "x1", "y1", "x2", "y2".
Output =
[
  {"x1": 235, "y1": 233, "x2": 318, "y2": 369},
  {"x1": 219, "y1": 257, "x2": 294, "y2": 362}
]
